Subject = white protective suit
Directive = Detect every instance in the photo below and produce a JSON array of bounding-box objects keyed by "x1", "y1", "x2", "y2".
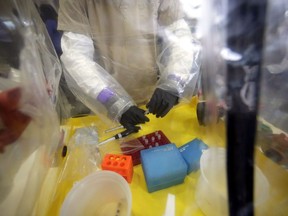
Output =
[{"x1": 58, "y1": 0, "x2": 201, "y2": 122}]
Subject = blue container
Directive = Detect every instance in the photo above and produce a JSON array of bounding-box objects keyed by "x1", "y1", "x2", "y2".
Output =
[
  {"x1": 140, "y1": 144, "x2": 187, "y2": 193},
  {"x1": 178, "y1": 138, "x2": 209, "y2": 174}
]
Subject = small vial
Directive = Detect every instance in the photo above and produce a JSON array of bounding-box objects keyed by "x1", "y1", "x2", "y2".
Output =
[
  {"x1": 142, "y1": 135, "x2": 146, "y2": 140},
  {"x1": 149, "y1": 145, "x2": 152, "y2": 149},
  {"x1": 144, "y1": 139, "x2": 149, "y2": 145},
  {"x1": 151, "y1": 136, "x2": 155, "y2": 142},
  {"x1": 157, "y1": 134, "x2": 161, "y2": 140},
  {"x1": 155, "y1": 131, "x2": 159, "y2": 136},
  {"x1": 155, "y1": 142, "x2": 159, "y2": 147}
]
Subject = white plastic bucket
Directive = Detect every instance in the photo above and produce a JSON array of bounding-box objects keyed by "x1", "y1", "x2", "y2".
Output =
[
  {"x1": 195, "y1": 147, "x2": 269, "y2": 216},
  {"x1": 60, "y1": 170, "x2": 132, "y2": 216}
]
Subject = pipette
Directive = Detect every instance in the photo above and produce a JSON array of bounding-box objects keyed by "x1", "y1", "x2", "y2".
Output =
[
  {"x1": 98, "y1": 127, "x2": 140, "y2": 146},
  {"x1": 105, "y1": 125, "x2": 124, "y2": 133}
]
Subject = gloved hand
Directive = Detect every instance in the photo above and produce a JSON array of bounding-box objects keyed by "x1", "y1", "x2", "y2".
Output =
[
  {"x1": 120, "y1": 106, "x2": 149, "y2": 130},
  {"x1": 146, "y1": 88, "x2": 179, "y2": 118}
]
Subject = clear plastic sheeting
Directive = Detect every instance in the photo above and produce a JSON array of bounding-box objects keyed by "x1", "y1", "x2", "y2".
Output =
[
  {"x1": 61, "y1": 31, "x2": 135, "y2": 123},
  {"x1": 0, "y1": 0, "x2": 60, "y2": 215},
  {"x1": 58, "y1": 0, "x2": 201, "y2": 124},
  {"x1": 257, "y1": 0, "x2": 288, "y2": 167},
  {"x1": 16, "y1": 0, "x2": 62, "y2": 106},
  {"x1": 259, "y1": 0, "x2": 288, "y2": 133},
  {"x1": 199, "y1": 0, "x2": 288, "y2": 215},
  {"x1": 2, "y1": 0, "x2": 287, "y2": 215},
  {"x1": 53, "y1": 126, "x2": 101, "y2": 184}
]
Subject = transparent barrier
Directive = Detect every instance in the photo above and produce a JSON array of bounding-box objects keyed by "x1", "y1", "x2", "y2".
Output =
[
  {"x1": 1, "y1": 0, "x2": 288, "y2": 215},
  {"x1": 0, "y1": 0, "x2": 61, "y2": 215}
]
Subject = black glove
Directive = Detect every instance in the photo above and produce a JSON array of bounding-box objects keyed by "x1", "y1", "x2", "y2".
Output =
[
  {"x1": 146, "y1": 88, "x2": 179, "y2": 118},
  {"x1": 120, "y1": 106, "x2": 149, "y2": 130}
]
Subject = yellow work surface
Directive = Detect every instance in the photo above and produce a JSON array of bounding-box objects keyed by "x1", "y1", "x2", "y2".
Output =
[{"x1": 36, "y1": 98, "x2": 288, "y2": 216}]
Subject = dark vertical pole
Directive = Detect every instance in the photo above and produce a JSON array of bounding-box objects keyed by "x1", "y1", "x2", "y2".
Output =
[{"x1": 225, "y1": 0, "x2": 267, "y2": 215}]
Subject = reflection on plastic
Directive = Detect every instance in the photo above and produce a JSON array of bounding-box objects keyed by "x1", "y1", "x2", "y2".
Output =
[
  {"x1": 195, "y1": 148, "x2": 270, "y2": 216},
  {"x1": 0, "y1": 0, "x2": 61, "y2": 215}
]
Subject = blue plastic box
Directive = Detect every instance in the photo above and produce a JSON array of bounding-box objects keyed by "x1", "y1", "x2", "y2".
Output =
[
  {"x1": 178, "y1": 138, "x2": 209, "y2": 174},
  {"x1": 140, "y1": 144, "x2": 188, "y2": 193}
]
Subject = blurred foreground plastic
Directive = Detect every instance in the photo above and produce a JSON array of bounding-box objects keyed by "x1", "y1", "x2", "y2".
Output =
[
  {"x1": 0, "y1": 0, "x2": 61, "y2": 215},
  {"x1": 60, "y1": 171, "x2": 132, "y2": 216},
  {"x1": 195, "y1": 148, "x2": 269, "y2": 216}
]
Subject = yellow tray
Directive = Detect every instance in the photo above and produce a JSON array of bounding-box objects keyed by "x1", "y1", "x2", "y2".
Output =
[{"x1": 36, "y1": 97, "x2": 288, "y2": 216}]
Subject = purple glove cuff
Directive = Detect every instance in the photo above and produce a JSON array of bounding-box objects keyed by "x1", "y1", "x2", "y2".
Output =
[
  {"x1": 168, "y1": 74, "x2": 181, "y2": 82},
  {"x1": 167, "y1": 74, "x2": 185, "y2": 88},
  {"x1": 97, "y1": 88, "x2": 115, "y2": 104}
]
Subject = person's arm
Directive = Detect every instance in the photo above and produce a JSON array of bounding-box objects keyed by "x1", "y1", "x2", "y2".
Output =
[
  {"x1": 157, "y1": 19, "x2": 201, "y2": 99},
  {"x1": 147, "y1": 0, "x2": 201, "y2": 117},
  {"x1": 61, "y1": 32, "x2": 149, "y2": 127}
]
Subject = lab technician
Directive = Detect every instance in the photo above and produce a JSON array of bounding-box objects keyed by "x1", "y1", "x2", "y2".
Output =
[{"x1": 58, "y1": 0, "x2": 201, "y2": 129}]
